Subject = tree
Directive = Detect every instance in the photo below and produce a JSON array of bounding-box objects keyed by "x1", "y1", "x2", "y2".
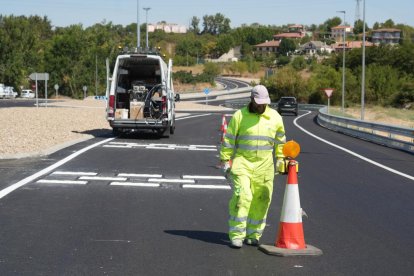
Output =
[
  {"x1": 201, "y1": 13, "x2": 231, "y2": 35},
  {"x1": 189, "y1": 16, "x2": 200, "y2": 34},
  {"x1": 278, "y1": 38, "x2": 296, "y2": 56}
]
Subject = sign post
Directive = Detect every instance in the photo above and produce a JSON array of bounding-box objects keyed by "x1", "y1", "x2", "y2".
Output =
[
  {"x1": 323, "y1": 88, "x2": 334, "y2": 114},
  {"x1": 29, "y1": 73, "x2": 49, "y2": 108},
  {"x1": 83, "y1": 86, "x2": 88, "y2": 99},
  {"x1": 204, "y1": 88, "x2": 210, "y2": 105},
  {"x1": 54, "y1": 84, "x2": 59, "y2": 98}
]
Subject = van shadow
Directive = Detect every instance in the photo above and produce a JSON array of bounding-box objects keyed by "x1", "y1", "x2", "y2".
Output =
[
  {"x1": 72, "y1": 129, "x2": 165, "y2": 140},
  {"x1": 72, "y1": 129, "x2": 113, "y2": 138},
  {"x1": 164, "y1": 230, "x2": 229, "y2": 246}
]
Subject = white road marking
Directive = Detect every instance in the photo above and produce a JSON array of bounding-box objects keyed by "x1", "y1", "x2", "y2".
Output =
[
  {"x1": 0, "y1": 137, "x2": 115, "y2": 200},
  {"x1": 296, "y1": 111, "x2": 414, "y2": 181},
  {"x1": 110, "y1": 182, "x2": 160, "y2": 187},
  {"x1": 148, "y1": 178, "x2": 195, "y2": 183},
  {"x1": 182, "y1": 184, "x2": 231, "y2": 190},
  {"x1": 118, "y1": 173, "x2": 163, "y2": 178},
  {"x1": 52, "y1": 171, "x2": 97, "y2": 176},
  {"x1": 79, "y1": 176, "x2": 127, "y2": 181},
  {"x1": 176, "y1": 113, "x2": 212, "y2": 120},
  {"x1": 145, "y1": 146, "x2": 175, "y2": 150},
  {"x1": 36, "y1": 179, "x2": 88, "y2": 185},
  {"x1": 182, "y1": 175, "x2": 226, "y2": 180},
  {"x1": 102, "y1": 145, "x2": 132, "y2": 148},
  {"x1": 188, "y1": 148, "x2": 217, "y2": 151}
]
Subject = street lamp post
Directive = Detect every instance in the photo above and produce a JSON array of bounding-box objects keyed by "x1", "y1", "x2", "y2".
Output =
[
  {"x1": 143, "y1": 7, "x2": 151, "y2": 49},
  {"x1": 361, "y1": 0, "x2": 366, "y2": 120},
  {"x1": 137, "y1": 0, "x2": 140, "y2": 49},
  {"x1": 337, "y1": 10, "x2": 346, "y2": 113}
]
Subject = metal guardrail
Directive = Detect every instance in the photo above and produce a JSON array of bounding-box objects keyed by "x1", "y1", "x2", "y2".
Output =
[{"x1": 317, "y1": 106, "x2": 414, "y2": 154}]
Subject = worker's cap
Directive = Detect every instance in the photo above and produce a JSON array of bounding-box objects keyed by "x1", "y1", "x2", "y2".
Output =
[{"x1": 251, "y1": 85, "x2": 270, "y2": 104}]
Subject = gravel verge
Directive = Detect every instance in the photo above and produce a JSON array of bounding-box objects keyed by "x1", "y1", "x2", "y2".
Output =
[{"x1": 0, "y1": 98, "x2": 232, "y2": 159}]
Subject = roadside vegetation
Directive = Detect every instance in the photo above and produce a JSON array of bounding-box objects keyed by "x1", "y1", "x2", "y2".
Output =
[{"x1": 0, "y1": 14, "x2": 413, "y2": 113}]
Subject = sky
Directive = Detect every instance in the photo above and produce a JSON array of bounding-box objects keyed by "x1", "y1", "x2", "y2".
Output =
[{"x1": 1, "y1": 0, "x2": 413, "y2": 28}]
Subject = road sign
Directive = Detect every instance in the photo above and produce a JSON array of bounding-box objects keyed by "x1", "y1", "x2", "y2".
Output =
[
  {"x1": 29, "y1": 73, "x2": 49, "y2": 81},
  {"x1": 323, "y1": 88, "x2": 334, "y2": 98},
  {"x1": 204, "y1": 88, "x2": 210, "y2": 95}
]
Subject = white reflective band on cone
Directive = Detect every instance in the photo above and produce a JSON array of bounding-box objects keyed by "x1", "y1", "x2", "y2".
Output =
[{"x1": 279, "y1": 185, "x2": 302, "y2": 223}]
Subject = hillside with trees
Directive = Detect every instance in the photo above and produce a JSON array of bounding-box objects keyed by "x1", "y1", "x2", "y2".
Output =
[{"x1": 0, "y1": 14, "x2": 413, "y2": 108}]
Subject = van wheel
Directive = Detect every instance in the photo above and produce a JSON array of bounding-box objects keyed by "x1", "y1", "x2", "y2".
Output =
[{"x1": 169, "y1": 117, "x2": 175, "y2": 135}]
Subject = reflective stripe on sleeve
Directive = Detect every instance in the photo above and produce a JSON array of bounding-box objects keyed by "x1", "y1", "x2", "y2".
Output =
[
  {"x1": 225, "y1": 133, "x2": 237, "y2": 140},
  {"x1": 221, "y1": 141, "x2": 235, "y2": 149}
]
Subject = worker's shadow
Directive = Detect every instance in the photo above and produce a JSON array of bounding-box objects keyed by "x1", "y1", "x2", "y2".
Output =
[{"x1": 164, "y1": 230, "x2": 229, "y2": 246}]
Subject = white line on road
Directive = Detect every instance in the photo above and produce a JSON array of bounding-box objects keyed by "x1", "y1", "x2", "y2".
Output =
[
  {"x1": 182, "y1": 184, "x2": 231, "y2": 189},
  {"x1": 176, "y1": 113, "x2": 212, "y2": 120},
  {"x1": 110, "y1": 182, "x2": 160, "y2": 187},
  {"x1": 182, "y1": 175, "x2": 226, "y2": 180},
  {"x1": 0, "y1": 137, "x2": 115, "y2": 200},
  {"x1": 296, "y1": 111, "x2": 414, "y2": 181},
  {"x1": 118, "y1": 173, "x2": 163, "y2": 178},
  {"x1": 36, "y1": 179, "x2": 88, "y2": 185},
  {"x1": 148, "y1": 178, "x2": 195, "y2": 183},
  {"x1": 79, "y1": 176, "x2": 127, "y2": 181},
  {"x1": 52, "y1": 171, "x2": 97, "y2": 176}
]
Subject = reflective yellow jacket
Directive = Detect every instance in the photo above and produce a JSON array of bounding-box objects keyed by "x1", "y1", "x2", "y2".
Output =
[{"x1": 220, "y1": 105, "x2": 286, "y2": 162}]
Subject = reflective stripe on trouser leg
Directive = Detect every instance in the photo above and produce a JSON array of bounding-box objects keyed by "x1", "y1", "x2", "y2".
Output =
[
  {"x1": 228, "y1": 174, "x2": 252, "y2": 240},
  {"x1": 246, "y1": 172, "x2": 274, "y2": 240}
]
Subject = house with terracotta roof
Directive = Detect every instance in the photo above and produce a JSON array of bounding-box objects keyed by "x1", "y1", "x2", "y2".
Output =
[
  {"x1": 331, "y1": 40, "x2": 373, "y2": 52},
  {"x1": 254, "y1": 40, "x2": 281, "y2": 55},
  {"x1": 371, "y1": 28, "x2": 401, "y2": 45},
  {"x1": 300, "y1": 41, "x2": 333, "y2": 55},
  {"x1": 273, "y1": 24, "x2": 307, "y2": 41},
  {"x1": 331, "y1": 25, "x2": 353, "y2": 42}
]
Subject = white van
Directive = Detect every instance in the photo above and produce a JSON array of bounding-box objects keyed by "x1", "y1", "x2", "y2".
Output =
[
  {"x1": 106, "y1": 49, "x2": 179, "y2": 137},
  {"x1": 21, "y1": 89, "x2": 35, "y2": 98}
]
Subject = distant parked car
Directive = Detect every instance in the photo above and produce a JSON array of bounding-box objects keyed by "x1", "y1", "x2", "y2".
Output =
[
  {"x1": 277, "y1": 96, "x2": 298, "y2": 116},
  {"x1": 20, "y1": 89, "x2": 35, "y2": 98}
]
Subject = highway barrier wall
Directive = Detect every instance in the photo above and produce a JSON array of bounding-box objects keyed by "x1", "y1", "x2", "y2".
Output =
[{"x1": 317, "y1": 106, "x2": 414, "y2": 154}]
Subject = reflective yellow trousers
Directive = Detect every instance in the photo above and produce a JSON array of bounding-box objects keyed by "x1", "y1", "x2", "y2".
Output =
[{"x1": 228, "y1": 155, "x2": 274, "y2": 241}]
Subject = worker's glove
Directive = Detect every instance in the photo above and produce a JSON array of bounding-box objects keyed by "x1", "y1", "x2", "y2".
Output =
[
  {"x1": 221, "y1": 161, "x2": 232, "y2": 174},
  {"x1": 276, "y1": 158, "x2": 287, "y2": 175}
]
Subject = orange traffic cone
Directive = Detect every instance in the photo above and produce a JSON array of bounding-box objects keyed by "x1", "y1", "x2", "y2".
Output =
[
  {"x1": 220, "y1": 114, "x2": 227, "y2": 132},
  {"x1": 221, "y1": 119, "x2": 228, "y2": 143},
  {"x1": 259, "y1": 160, "x2": 323, "y2": 257},
  {"x1": 275, "y1": 160, "x2": 305, "y2": 249}
]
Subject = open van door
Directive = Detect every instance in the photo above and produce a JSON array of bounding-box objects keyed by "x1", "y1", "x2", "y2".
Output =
[{"x1": 167, "y1": 58, "x2": 175, "y2": 135}]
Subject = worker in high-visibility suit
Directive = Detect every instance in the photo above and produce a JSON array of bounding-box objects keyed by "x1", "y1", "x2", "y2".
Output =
[{"x1": 220, "y1": 85, "x2": 286, "y2": 248}]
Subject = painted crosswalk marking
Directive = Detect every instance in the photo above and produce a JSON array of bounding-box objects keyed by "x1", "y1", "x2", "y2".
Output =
[
  {"x1": 35, "y1": 171, "x2": 230, "y2": 190},
  {"x1": 110, "y1": 182, "x2": 160, "y2": 187},
  {"x1": 103, "y1": 142, "x2": 217, "y2": 151},
  {"x1": 36, "y1": 179, "x2": 88, "y2": 185}
]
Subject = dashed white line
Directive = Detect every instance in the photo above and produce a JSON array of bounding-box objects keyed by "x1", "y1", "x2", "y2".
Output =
[
  {"x1": 182, "y1": 184, "x2": 231, "y2": 190},
  {"x1": 118, "y1": 173, "x2": 163, "y2": 178},
  {"x1": 110, "y1": 182, "x2": 160, "y2": 187},
  {"x1": 182, "y1": 175, "x2": 226, "y2": 180},
  {"x1": 148, "y1": 178, "x2": 195, "y2": 183},
  {"x1": 36, "y1": 179, "x2": 88, "y2": 185},
  {"x1": 79, "y1": 176, "x2": 127, "y2": 181},
  {"x1": 0, "y1": 137, "x2": 115, "y2": 200},
  {"x1": 52, "y1": 171, "x2": 97, "y2": 176}
]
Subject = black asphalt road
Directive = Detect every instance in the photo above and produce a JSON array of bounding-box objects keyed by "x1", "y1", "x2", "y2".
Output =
[{"x1": 0, "y1": 111, "x2": 413, "y2": 275}]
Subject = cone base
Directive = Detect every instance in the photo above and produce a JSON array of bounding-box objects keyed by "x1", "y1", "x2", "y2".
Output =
[{"x1": 258, "y1": 244, "x2": 323, "y2": 257}]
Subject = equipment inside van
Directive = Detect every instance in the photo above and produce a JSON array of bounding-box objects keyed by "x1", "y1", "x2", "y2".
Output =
[{"x1": 106, "y1": 49, "x2": 179, "y2": 137}]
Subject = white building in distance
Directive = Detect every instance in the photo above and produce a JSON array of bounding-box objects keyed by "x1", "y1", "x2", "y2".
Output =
[{"x1": 148, "y1": 23, "x2": 187, "y2": 33}]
